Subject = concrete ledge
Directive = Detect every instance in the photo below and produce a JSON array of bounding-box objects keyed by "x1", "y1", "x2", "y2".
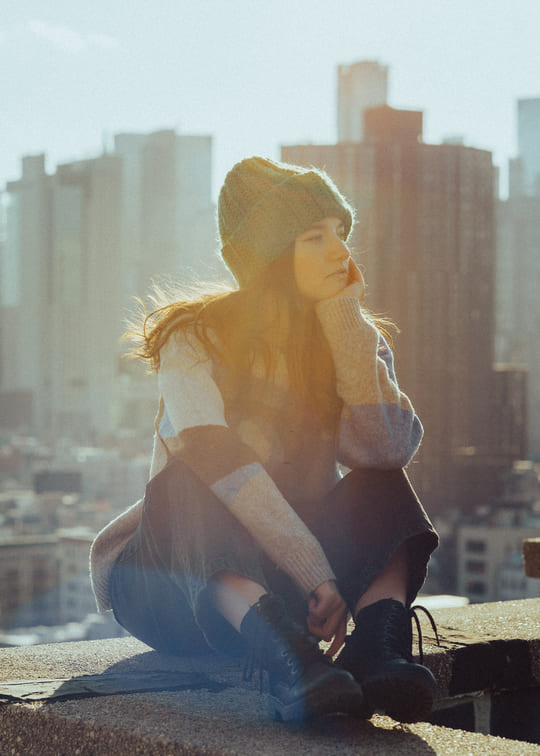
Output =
[
  {"x1": 415, "y1": 598, "x2": 540, "y2": 742},
  {"x1": 1, "y1": 600, "x2": 540, "y2": 755},
  {"x1": 417, "y1": 598, "x2": 540, "y2": 697}
]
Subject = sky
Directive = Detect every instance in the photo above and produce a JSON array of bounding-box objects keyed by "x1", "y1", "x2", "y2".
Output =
[{"x1": 2, "y1": 0, "x2": 540, "y2": 200}]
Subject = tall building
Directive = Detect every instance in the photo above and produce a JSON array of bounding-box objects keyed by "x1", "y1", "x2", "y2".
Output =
[
  {"x1": 283, "y1": 105, "x2": 527, "y2": 523},
  {"x1": 0, "y1": 129, "x2": 216, "y2": 441},
  {"x1": 496, "y1": 196, "x2": 540, "y2": 459},
  {"x1": 2, "y1": 156, "x2": 52, "y2": 433},
  {"x1": 517, "y1": 98, "x2": 540, "y2": 196},
  {"x1": 496, "y1": 98, "x2": 540, "y2": 459},
  {"x1": 114, "y1": 130, "x2": 218, "y2": 305},
  {"x1": 50, "y1": 155, "x2": 124, "y2": 440},
  {"x1": 337, "y1": 61, "x2": 388, "y2": 142},
  {"x1": 2, "y1": 154, "x2": 125, "y2": 440}
]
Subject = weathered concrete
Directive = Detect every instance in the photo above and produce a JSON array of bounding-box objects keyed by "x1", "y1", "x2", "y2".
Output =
[
  {"x1": 0, "y1": 599, "x2": 539, "y2": 755},
  {"x1": 415, "y1": 598, "x2": 540, "y2": 699}
]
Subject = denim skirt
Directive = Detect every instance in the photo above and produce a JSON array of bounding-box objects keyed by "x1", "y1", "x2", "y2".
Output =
[{"x1": 110, "y1": 457, "x2": 438, "y2": 656}]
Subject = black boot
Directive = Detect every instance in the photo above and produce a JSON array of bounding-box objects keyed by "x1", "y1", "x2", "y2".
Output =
[
  {"x1": 240, "y1": 594, "x2": 367, "y2": 722},
  {"x1": 335, "y1": 598, "x2": 437, "y2": 723}
]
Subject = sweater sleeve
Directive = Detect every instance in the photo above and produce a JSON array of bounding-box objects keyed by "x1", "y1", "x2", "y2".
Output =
[
  {"x1": 157, "y1": 329, "x2": 335, "y2": 595},
  {"x1": 316, "y1": 297, "x2": 423, "y2": 469}
]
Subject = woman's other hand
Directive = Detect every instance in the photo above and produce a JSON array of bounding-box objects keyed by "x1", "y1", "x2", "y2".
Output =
[{"x1": 307, "y1": 580, "x2": 349, "y2": 656}]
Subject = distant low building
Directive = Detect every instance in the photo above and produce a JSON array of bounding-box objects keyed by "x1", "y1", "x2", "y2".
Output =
[
  {"x1": 496, "y1": 551, "x2": 540, "y2": 601},
  {"x1": 0, "y1": 528, "x2": 104, "y2": 631},
  {"x1": 456, "y1": 462, "x2": 540, "y2": 602},
  {"x1": 0, "y1": 536, "x2": 58, "y2": 628}
]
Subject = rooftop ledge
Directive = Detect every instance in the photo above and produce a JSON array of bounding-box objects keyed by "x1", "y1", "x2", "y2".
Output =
[{"x1": 1, "y1": 599, "x2": 540, "y2": 755}]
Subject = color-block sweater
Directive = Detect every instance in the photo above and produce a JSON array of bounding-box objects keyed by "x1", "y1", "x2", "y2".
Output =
[{"x1": 89, "y1": 297, "x2": 423, "y2": 612}]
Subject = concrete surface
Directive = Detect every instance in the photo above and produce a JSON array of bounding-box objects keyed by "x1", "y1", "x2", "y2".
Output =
[{"x1": 0, "y1": 600, "x2": 539, "y2": 755}]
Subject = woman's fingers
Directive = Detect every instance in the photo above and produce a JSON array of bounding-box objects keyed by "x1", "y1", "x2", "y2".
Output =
[
  {"x1": 307, "y1": 603, "x2": 348, "y2": 643},
  {"x1": 348, "y1": 256, "x2": 364, "y2": 282},
  {"x1": 326, "y1": 257, "x2": 365, "y2": 303},
  {"x1": 309, "y1": 594, "x2": 343, "y2": 626},
  {"x1": 307, "y1": 612, "x2": 338, "y2": 642},
  {"x1": 347, "y1": 258, "x2": 366, "y2": 301},
  {"x1": 307, "y1": 580, "x2": 348, "y2": 643}
]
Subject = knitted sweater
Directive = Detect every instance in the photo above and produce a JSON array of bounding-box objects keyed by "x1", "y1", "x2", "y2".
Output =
[{"x1": 89, "y1": 297, "x2": 423, "y2": 612}]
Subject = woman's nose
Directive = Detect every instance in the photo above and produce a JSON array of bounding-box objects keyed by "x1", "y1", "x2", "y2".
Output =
[{"x1": 329, "y1": 237, "x2": 349, "y2": 261}]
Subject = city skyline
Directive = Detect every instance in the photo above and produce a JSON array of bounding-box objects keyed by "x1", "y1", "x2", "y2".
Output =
[{"x1": 2, "y1": 1, "x2": 540, "y2": 200}]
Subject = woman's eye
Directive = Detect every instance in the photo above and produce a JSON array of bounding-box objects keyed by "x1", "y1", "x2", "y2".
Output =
[{"x1": 305, "y1": 234, "x2": 323, "y2": 243}]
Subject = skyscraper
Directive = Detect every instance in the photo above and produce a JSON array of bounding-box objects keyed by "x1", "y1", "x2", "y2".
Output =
[
  {"x1": 283, "y1": 105, "x2": 526, "y2": 519},
  {"x1": 496, "y1": 98, "x2": 540, "y2": 459},
  {"x1": 51, "y1": 155, "x2": 124, "y2": 439},
  {"x1": 517, "y1": 98, "x2": 540, "y2": 196},
  {"x1": 114, "y1": 130, "x2": 217, "y2": 307},
  {"x1": 337, "y1": 61, "x2": 388, "y2": 143},
  {"x1": 0, "y1": 130, "x2": 216, "y2": 441},
  {"x1": 2, "y1": 156, "x2": 52, "y2": 433}
]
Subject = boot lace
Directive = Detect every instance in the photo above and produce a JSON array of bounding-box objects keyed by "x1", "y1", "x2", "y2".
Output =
[
  {"x1": 409, "y1": 604, "x2": 440, "y2": 664},
  {"x1": 380, "y1": 602, "x2": 440, "y2": 665},
  {"x1": 243, "y1": 597, "x2": 329, "y2": 691}
]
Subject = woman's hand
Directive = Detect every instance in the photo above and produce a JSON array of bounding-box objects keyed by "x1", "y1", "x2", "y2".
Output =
[
  {"x1": 330, "y1": 257, "x2": 366, "y2": 303},
  {"x1": 307, "y1": 580, "x2": 349, "y2": 656}
]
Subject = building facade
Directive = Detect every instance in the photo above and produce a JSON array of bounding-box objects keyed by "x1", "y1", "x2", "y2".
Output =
[
  {"x1": 0, "y1": 536, "x2": 58, "y2": 628},
  {"x1": 113, "y1": 130, "x2": 218, "y2": 303},
  {"x1": 495, "y1": 97, "x2": 540, "y2": 459},
  {"x1": 2, "y1": 156, "x2": 53, "y2": 434},
  {"x1": 283, "y1": 105, "x2": 527, "y2": 523},
  {"x1": 517, "y1": 98, "x2": 540, "y2": 196},
  {"x1": 0, "y1": 130, "x2": 216, "y2": 442}
]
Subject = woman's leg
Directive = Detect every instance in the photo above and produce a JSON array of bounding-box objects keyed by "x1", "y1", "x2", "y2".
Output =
[
  {"x1": 208, "y1": 570, "x2": 267, "y2": 631},
  {"x1": 111, "y1": 457, "x2": 272, "y2": 656},
  {"x1": 309, "y1": 467, "x2": 438, "y2": 612},
  {"x1": 306, "y1": 467, "x2": 439, "y2": 723},
  {"x1": 353, "y1": 542, "x2": 408, "y2": 615},
  {"x1": 111, "y1": 459, "x2": 367, "y2": 721}
]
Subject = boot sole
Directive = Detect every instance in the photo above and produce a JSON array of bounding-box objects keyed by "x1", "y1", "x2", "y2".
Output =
[
  {"x1": 364, "y1": 665, "x2": 436, "y2": 723},
  {"x1": 270, "y1": 677, "x2": 369, "y2": 722}
]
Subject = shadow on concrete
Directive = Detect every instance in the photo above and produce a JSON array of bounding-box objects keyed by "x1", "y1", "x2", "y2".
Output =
[{"x1": 0, "y1": 649, "x2": 232, "y2": 703}]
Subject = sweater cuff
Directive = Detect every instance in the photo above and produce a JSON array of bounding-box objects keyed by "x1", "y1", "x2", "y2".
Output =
[
  {"x1": 281, "y1": 543, "x2": 336, "y2": 596},
  {"x1": 316, "y1": 297, "x2": 380, "y2": 355},
  {"x1": 316, "y1": 296, "x2": 368, "y2": 333}
]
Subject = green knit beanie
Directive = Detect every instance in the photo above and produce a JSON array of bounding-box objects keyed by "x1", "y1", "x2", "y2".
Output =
[{"x1": 218, "y1": 156, "x2": 355, "y2": 288}]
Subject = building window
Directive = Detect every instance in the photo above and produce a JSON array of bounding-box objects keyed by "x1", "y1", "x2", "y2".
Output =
[
  {"x1": 465, "y1": 539, "x2": 486, "y2": 554},
  {"x1": 466, "y1": 560, "x2": 485, "y2": 574}
]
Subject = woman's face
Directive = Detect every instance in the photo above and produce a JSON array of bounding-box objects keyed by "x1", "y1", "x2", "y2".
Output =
[{"x1": 293, "y1": 216, "x2": 351, "y2": 301}]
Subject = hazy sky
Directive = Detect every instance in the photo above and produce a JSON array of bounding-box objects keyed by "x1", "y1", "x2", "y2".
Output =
[{"x1": 2, "y1": 0, "x2": 540, "y2": 199}]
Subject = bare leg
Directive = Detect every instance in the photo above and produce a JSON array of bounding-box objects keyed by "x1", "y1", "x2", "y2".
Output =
[
  {"x1": 209, "y1": 570, "x2": 267, "y2": 631},
  {"x1": 354, "y1": 543, "x2": 408, "y2": 617}
]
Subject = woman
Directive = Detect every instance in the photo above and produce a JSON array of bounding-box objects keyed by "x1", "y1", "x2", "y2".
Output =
[{"x1": 90, "y1": 156, "x2": 439, "y2": 723}]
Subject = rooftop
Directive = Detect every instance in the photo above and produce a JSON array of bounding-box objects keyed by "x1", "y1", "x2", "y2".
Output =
[{"x1": 1, "y1": 599, "x2": 540, "y2": 754}]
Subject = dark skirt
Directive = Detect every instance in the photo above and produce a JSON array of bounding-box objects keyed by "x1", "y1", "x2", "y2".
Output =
[{"x1": 110, "y1": 458, "x2": 438, "y2": 656}]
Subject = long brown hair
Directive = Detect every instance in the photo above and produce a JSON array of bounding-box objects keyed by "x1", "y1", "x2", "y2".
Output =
[{"x1": 125, "y1": 253, "x2": 394, "y2": 425}]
